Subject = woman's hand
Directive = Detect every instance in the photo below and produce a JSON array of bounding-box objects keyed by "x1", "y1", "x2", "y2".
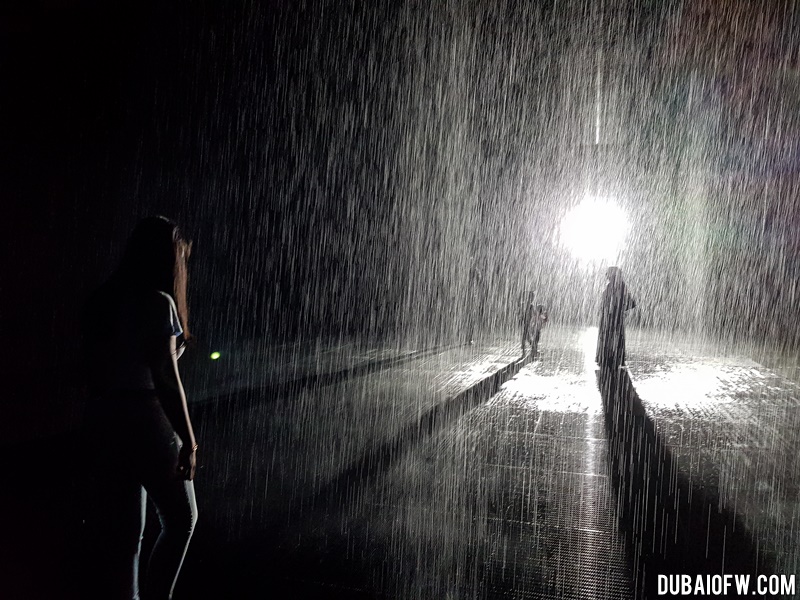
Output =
[{"x1": 178, "y1": 444, "x2": 197, "y2": 480}]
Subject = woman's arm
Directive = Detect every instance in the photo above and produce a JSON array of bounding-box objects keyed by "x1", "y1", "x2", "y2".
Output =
[{"x1": 150, "y1": 335, "x2": 197, "y2": 479}]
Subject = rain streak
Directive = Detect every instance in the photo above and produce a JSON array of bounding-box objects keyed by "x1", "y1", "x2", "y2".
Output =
[{"x1": 2, "y1": 1, "x2": 800, "y2": 599}]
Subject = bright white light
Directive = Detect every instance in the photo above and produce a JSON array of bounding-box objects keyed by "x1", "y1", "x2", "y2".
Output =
[{"x1": 560, "y1": 196, "x2": 629, "y2": 263}]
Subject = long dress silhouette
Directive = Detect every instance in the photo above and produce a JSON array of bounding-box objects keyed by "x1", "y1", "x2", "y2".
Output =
[{"x1": 596, "y1": 267, "x2": 636, "y2": 369}]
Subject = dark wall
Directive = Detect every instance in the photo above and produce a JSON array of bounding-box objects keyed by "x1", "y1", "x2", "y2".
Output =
[
  {"x1": 3, "y1": 0, "x2": 800, "y2": 443},
  {"x1": 1, "y1": 2, "x2": 160, "y2": 441}
]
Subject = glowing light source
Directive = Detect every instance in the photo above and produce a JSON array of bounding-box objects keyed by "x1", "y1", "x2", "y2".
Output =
[
  {"x1": 210, "y1": 352, "x2": 221, "y2": 360},
  {"x1": 560, "y1": 196, "x2": 629, "y2": 263}
]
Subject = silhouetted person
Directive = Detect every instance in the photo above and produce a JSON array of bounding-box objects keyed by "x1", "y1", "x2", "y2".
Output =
[
  {"x1": 466, "y1": 265, "x2": 484, "y2": 345},
  {"x1": 596, "y1": 266, "x2": 636, "y2": 370},
  {"x1": 521, "y1": 292, "x2": 548, "y2": 355},
  {"x1": 532, "y1": 304, "x2": 548, "y2": 353},
  {"x1": 81, "y1": 217, "x2": 198, "y2": 600}
]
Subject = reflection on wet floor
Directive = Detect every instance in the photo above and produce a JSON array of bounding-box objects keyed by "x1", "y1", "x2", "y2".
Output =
[
  {"x1": 309, "y1": 328, "x2": 633, "y2": 598},
  {"x1": 173, "y1": 326, "x2": 800, "y2": 598},
  {"x1": 626, "y1": 337, "x2": 800, "y2": 581}
]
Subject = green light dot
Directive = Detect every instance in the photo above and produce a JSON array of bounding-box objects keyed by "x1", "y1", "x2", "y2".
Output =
[{"x1": 210, "y1": 352, "x2": 221, "y2": 360}]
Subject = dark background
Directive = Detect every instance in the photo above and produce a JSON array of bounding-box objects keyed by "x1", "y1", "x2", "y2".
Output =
[{"x1": 2, "y1": 0, "x2": 800, "y2": 444}]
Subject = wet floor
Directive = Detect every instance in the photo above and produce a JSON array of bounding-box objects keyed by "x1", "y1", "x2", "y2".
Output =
[
  {"x1": 626, "y1": 331, "x2": 800, "y2": 583},
  {"x1": 188, "y1": 342, "x2": 521, "y2": 544},
  {"x1": 181, "y1": 329, "x2": 637, "y2": 598},
  {"x1": 180, "y1": 327, "x2": 799, "y2": 598},
  {"x1": 315, "y1": 328, "x2": 633, "y2": 598},
  {"x1": 7, "y1": 327, "x2": 797, "y2": 598}
]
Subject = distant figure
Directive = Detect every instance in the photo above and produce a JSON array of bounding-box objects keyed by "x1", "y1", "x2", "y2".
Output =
[
  {"x1": 466, "y1": 265, "x2": 484, "y2": 345},
  {"x1": 596, "y1": 266, "x2": 636, "y2": 370},
  {"x1": 82, "y1": 216, "x2": 198, "y2": 600},
  {"x1": 521, "y1": 292, "x2": 548, "y2": 356}
]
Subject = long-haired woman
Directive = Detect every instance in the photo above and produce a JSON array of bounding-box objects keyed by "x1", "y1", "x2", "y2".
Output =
[{"x1": 82, "y1": 216, "x2": 198, "y2": 600}]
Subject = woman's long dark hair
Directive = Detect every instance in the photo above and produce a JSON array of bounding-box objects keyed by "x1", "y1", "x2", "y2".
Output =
[
  {"x1": 117, "y1": 216, "x2": 192, "y2": 339},
  {"x1": 86, "y1": 216, "x2": 192, "y2": 341}
]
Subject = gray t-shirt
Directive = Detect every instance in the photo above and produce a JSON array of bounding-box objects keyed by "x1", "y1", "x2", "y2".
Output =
[{"x1": 90, "y1": 290, "x2": 183, "y2": 392}]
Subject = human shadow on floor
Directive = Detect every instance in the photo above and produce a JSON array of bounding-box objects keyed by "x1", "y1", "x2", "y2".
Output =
[
  {"x1": 597, "y1": 367, "x2": 774, "y2": 599},
  {"x1": 178, "y1": 353, "x2": 534, "y2": 599},
  {"x1": 309, "y1": 354, "x2": 530, "y2": 507}
]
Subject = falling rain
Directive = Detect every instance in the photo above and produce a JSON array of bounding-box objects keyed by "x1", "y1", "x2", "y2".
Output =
[{"x1": 2, "y1": 1, "x2": 800, "y2": 599}]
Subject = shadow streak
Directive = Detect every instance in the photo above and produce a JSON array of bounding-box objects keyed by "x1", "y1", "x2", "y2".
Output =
[
  {"x1": 181, "y1": 353, "x2": 535, "y2": 599},
  {"x1": 596, "y1": 367, "x2": 774, "y2": 599},
  {"x1": 309, "y1": 353, "x2": 531, "y2": 508}
]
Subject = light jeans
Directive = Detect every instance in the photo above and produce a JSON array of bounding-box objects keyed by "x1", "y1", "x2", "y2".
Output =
[{"x1": 83, "y1": 392, "x2": 198, "y2": 600}]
